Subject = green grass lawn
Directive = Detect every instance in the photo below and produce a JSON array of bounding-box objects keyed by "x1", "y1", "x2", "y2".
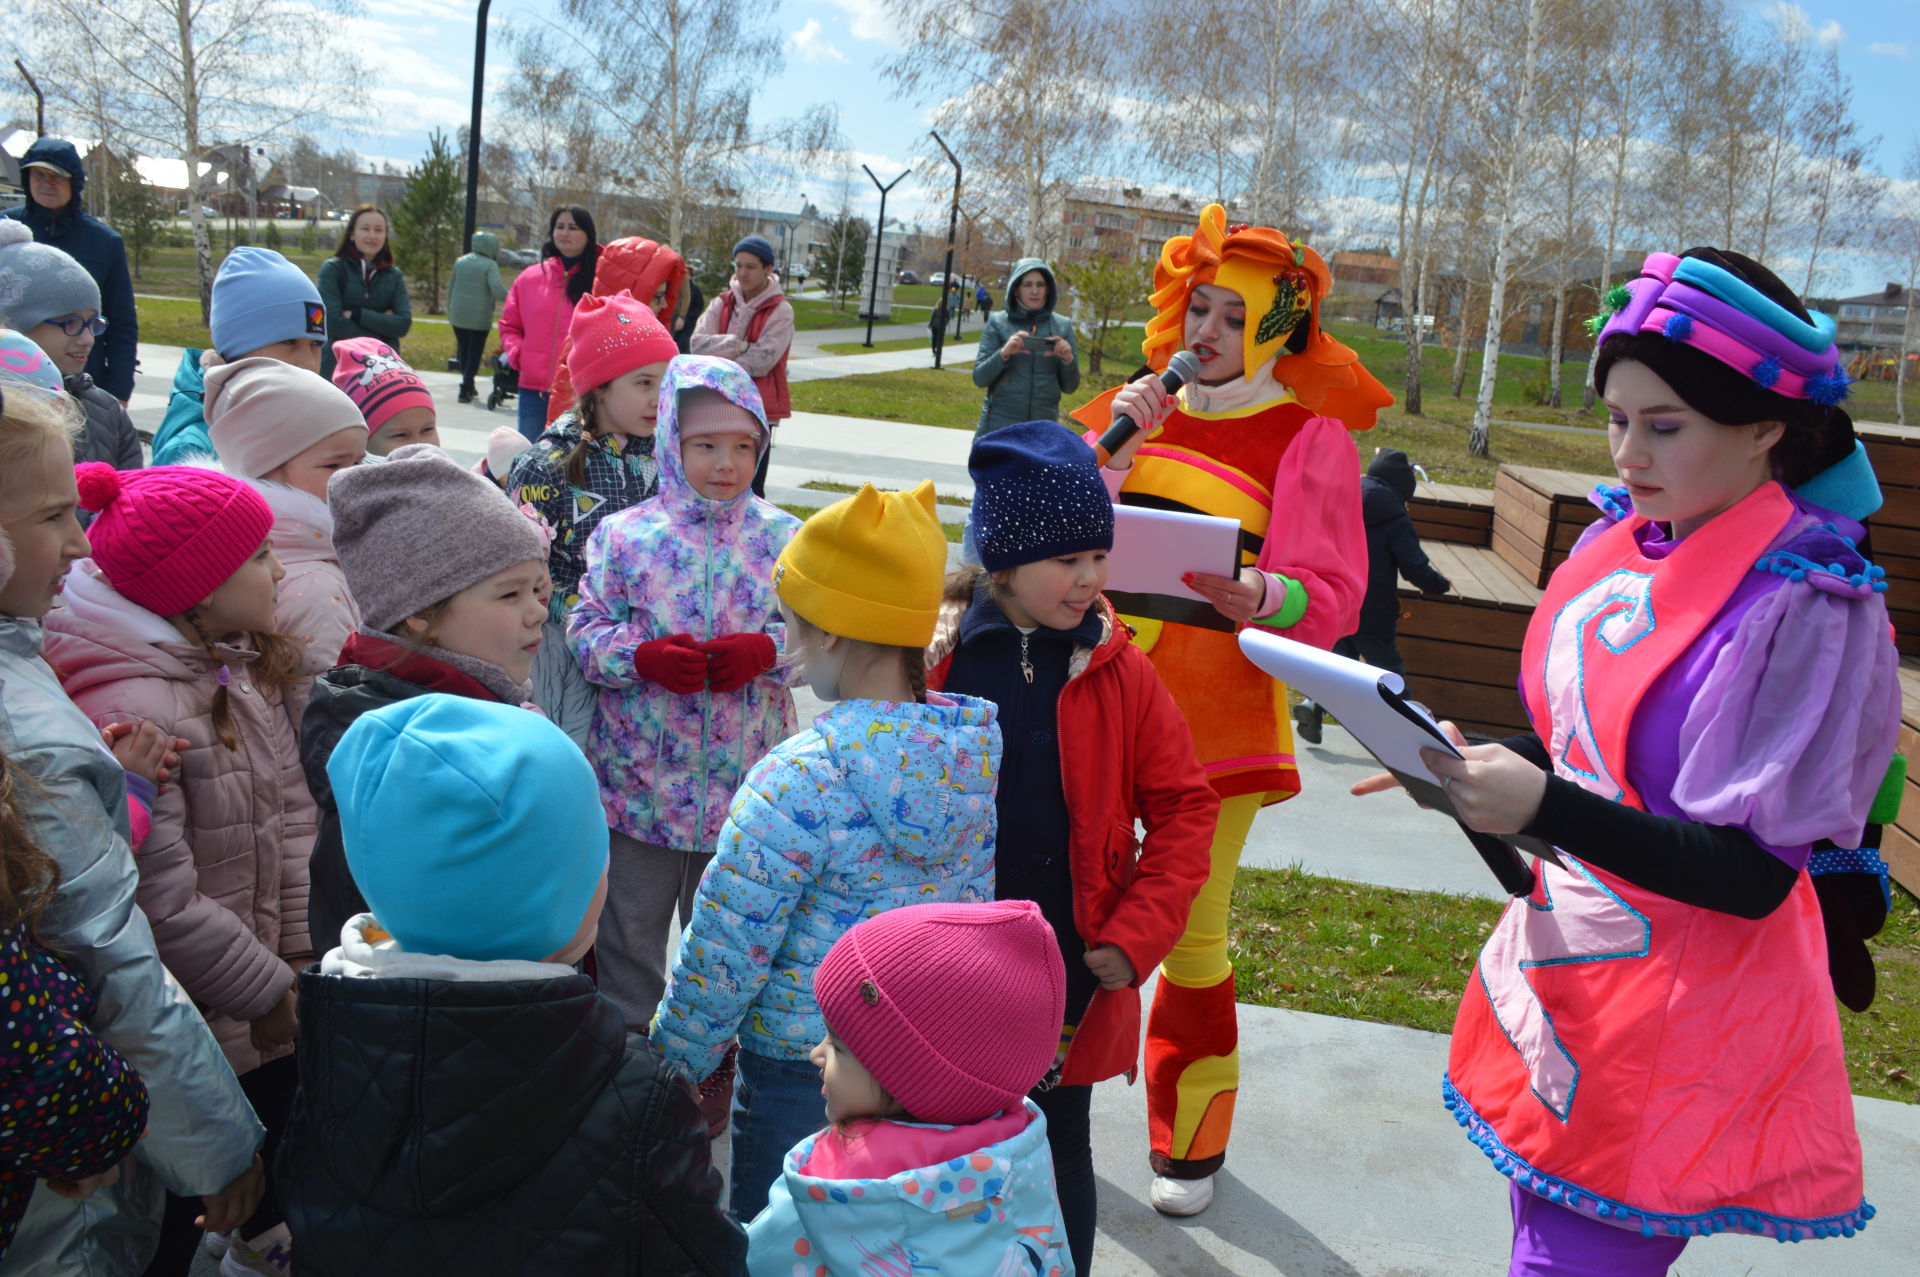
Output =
[
  {"x1": 1230, "y1": 864, "x2": 1920, "y2": 1105},
  {"x1": 135, "y1": 295, "x2": 461, "y2": 373},
  {"x1": 801, "y1": 478, "x2": 970, "y2": 506},
  {"x1": 780, "y1": 501, "x2": 966, "y2": 542},
  {"x1": 789, "y1": 368, "x2": 986, "y2": 430},
  {"x1": 127, "y1": 241, "x2": 527, "y2": 311},
  {"x1": 817, "y1": 336, "x2": 935, "y2": 355},
  {"x1": 790, "y1": 296, "x2": 935, "y2": 332}
]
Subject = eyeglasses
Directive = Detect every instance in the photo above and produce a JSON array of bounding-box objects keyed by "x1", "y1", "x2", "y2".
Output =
[{"x1": 47, "y1": 314, "x2": 107, "y2": 338}]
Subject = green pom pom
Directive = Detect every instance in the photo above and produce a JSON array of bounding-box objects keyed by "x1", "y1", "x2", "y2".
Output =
[
  {"x1": 1585, "y1": 313, "x2": 1609, "y2": 337},
  {"x1": 1604, "y1": 282, "x2": 1632, "y2": 313}
]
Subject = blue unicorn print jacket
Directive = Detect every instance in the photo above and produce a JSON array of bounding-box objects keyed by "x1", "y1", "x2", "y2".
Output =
[
  {"x1": 746, "y1": 1101, "x2": 1072, "y2": 1277},
  {"x1": 650, "y1": 694, "x2": 1001, "y2": 1079}
]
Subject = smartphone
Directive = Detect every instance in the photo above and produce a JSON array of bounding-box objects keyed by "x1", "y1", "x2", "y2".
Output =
[{"x1": 1021, "y1": 332, "x2": 1049, "y2": 352}]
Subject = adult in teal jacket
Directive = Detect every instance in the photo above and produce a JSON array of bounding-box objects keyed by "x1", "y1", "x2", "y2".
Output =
[
  {"x1": 971, "y1": 258, "x2": 1078, "y2": 435},
  {"x1": 447, "y1": 231, "x2": 508, "y2": 403},
  {"x1": 317, "y1": 206, "x2": 412, "y2": 379}
]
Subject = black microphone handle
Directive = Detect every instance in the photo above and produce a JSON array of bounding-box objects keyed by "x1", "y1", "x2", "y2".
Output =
[{"x1": 1093, "y1": 354, "x2": 1196, "y2": 465}]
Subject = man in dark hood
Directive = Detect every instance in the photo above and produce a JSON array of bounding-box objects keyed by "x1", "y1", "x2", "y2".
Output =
[
  {"x1": 1293, "y1": 448, "x2": 1452, "y2": 743},
  {"x1": 4, "y1": 138, "x2": 139, "y2": 401}
]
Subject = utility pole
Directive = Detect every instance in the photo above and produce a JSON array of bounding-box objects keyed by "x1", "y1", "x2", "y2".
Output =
[
  {"x1": 862, "y1": 164, "x2": 910, "y2": 348},
  {"x1": 13, "y1": 60, "x2": 42, "y2": 135}
]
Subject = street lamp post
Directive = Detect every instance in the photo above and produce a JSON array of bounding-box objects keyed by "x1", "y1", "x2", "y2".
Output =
[
  {"x1": 462, "y1": 0, "x2": 495, "y2": 254},
  {"x1": 930, "y1": 132, "x2": 962, "y2": 369},
  {"x1": 861, "y1": 164, "x2": 910, "y2": 349}
]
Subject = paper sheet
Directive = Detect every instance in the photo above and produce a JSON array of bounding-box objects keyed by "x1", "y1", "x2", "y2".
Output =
[{"x1": 1107, "y1": 504, "x2": 1243, "y2": 601}]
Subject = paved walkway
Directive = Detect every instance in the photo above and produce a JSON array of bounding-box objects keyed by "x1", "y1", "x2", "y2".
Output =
[{"x1": 133, "y1": 343, "x2": 1916, "y2": 1275}]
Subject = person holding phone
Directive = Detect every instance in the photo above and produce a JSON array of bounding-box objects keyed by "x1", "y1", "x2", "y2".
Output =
[{"x1": 972, "y1": 259, "x2": 1079, "y2": 436}]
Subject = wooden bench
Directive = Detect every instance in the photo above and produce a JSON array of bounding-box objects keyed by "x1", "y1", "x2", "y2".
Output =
[
  {"x1": 1407, "y1": 480, "x2": 1495, "y2": 545},
  {"x1": 1395, "y1": 541, "x2": 1543, "y2": 739},
  {"x1": 1858, "y1": 423, "x2": 1920, "y2": 657},
  {"x1": 1882, "y1": 659, "x2": 1920, "y2": 897},
  {"x1": 1491, "y1": 465, "x2": 1609, "y2": 588}
]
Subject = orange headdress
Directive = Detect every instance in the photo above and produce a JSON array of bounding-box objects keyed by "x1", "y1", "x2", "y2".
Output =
[{"x1": 1143, "y1": 204, "x2": 1391, "y2": 429}]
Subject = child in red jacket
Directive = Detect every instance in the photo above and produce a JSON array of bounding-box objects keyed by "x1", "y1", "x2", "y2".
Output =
[{"x1": 928, "y1": 420, "x2": 1218, "y2": 1275}]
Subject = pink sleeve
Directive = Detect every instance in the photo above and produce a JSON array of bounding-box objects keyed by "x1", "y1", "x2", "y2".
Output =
[
  {"x1": 1250, "y1": 415, "x2": 1364, "y2": 649},
  {"x1": 1672, "y1": 583, "x2": 1900, "y2": 849},
  {"x1": 127, "y1": 793, "x2": 151, "y2": 850}
]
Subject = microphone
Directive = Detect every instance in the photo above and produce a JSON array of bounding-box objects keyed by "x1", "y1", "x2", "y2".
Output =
[{"x1": 1094, "y1": 350, "x2": 1201, "y2": 466}]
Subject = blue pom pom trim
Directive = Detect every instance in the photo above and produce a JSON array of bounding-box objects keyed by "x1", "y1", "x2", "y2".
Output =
[
  {"x1": 1808, "y1": 366, "x2": 1853, "y2": 407},
  {"x1": 1442, "y1": 1074, "x2": 1874, "y2": 1242},
  {"x1": 1661, "y1": 312, "x2": 1694, "y2": 341},
  {"x1": 1753, "y1": 534, "x2": 1888, "y2": 596},
  {"x1": 1589, "y1": 483, "x2": 1635, "y2": 523},
  {"x1": 1752, "y1": 354, "x2": 1784, "y2": 389}
]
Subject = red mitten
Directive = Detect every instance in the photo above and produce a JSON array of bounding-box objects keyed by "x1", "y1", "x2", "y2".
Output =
[
  {"x1": 633, "y1": 633, "x2": 708, "y2": 694},
  {"x1": 698, "y1": 632, "x2": 777, "y2": 693}
]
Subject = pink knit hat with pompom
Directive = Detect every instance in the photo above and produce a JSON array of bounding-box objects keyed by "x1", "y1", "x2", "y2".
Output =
[
  {"x1": 74, "y1": 462, "x2": 274, "y2": 617},
  {"x1": 814, "y1": 900, "x2": 1065, "y2": 1124}
]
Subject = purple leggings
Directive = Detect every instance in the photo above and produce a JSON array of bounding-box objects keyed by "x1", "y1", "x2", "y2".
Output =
[{"x1": 1509, "y1": 1184, "x2": 1688, "y2": 1277}]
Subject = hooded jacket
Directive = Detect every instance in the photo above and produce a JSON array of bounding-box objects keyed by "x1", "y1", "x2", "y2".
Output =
[
  {"x1": 971, "y1": 258, "x2": 1080, "y2": 435},
  {"x1": 150, "y1": 348, "x2": 217, "y2": 467},
  {"x1": 499, "y1": 255, "x2": 581, "y2": 393},
  {"x1": 650, "y1": 690, "x2": 1002, "y2": 1079},
  {"x1": 505, "y1": 412, "x2": 660, "y2": 621},
  {"x1": 568, "y1": 357, "x2": 802, "y2": 853},
  {"x1": 64, "y1": 370, "x2": 144, "y2": 473},
  {"x1": 0, "y1": 613, "x2": 261, "y2": 1273},
  {"x1": 279, "y1": 917, "x2": 744, "y2": 1276},
  {"x1": 1355, "y1": 448, "x2": 1450, "y2": 640},
  {"x1": 43, "y1": 561, "x2": 320, "y2": 1076},
  {"x1": 746, "y1": 1101, "x2": 1072, "y2": 1276},
  {"x1": 446, "y1": 230, "x2": 508, "y2": 331},
  {"x1": 690, "y1": 271, "x2": 794, "y2": 420},
  {"x1": 928, "y1": 592, "x2": 1215, "y2": 1086},
  {"x1": 3, "y1": 139, "x2": 138, "y2": 400},
  {"x1": 542, "y1": 236, "x2": 689, "y2": 424},
  {"x1": 317, "y1": 253, "x2": 413, "y2": 380}
]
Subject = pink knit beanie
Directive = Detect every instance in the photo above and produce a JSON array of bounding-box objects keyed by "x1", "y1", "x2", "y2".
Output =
[
  {"x1": 329, "y1": 337, "x2": 435, "y2": 439},
  {"x1": 814, "y1": 900, "x2": 1065, "y2": 1124},
  {"x1": 74, "y1": 463, "x2": 274, "y2": 618},
  {"x1": 565, "y1": 290, "x2": 677, "y2": 394}
]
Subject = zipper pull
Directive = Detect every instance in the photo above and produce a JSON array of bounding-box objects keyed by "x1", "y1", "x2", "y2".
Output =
[{"x1": 1020, "y1": 634, "x2": 1034, "y2": 684}]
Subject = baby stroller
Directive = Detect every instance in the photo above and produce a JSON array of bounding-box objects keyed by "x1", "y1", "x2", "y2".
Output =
[{"x1": 485, "y1": 352, "x2": 520, "y2": 412}]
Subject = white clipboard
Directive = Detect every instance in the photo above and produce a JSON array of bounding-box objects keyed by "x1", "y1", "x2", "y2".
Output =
[{"x1": 1107, "y1": 504, "x2": 1242, "y2": 601}]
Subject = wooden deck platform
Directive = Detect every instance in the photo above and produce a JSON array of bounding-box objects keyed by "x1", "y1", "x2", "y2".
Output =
[
  {"x1": 1858, "y1": 422, "x2": 1920, "y2": 657},
  {"x1": 1407, "y1": 480, "x2": 1495, "y2": 545},
  {"x1": 1395, "y1": 540, "x2": 1543, "y2": 739}
]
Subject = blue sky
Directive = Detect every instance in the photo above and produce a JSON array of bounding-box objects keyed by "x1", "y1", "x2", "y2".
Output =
[{"x1": 342, "y1": 1, "x2": 1915, "y2": 265}]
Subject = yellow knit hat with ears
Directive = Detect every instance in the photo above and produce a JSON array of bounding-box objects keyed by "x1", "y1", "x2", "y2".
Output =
[{"x1": 774, "y1": 480, "x2": 947, "y2": 647}]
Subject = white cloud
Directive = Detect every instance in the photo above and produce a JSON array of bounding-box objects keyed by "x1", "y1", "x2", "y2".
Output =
[
  {"x1": 1763, "y1": 3, "x2": 1846, "y2": 46},
  {"x1": 1868, "y1": 41, "x2": 1910, "y2": 58},
  {"x1": 824, "y1": 0, "x2": 895, "y2": 42},
  {"x1": 790, "y1": 19, "x2": 849, "y2": 64}
]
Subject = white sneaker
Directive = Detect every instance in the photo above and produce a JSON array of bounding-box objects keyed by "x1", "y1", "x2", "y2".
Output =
[
  {"x1": 219, "y1": 1224, "x2": 292, "y2": 1276},
  {"x1": 1150, "y1": 1173, "x2": 1216, "y2": 1217},
  {"x1": 199, "y1": 1230, "x2": 235, "y2": 1260}
]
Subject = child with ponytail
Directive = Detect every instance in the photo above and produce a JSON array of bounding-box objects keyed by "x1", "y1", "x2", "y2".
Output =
[
  {"x1": 508, "y1": 290, "x2": 676, "y2": 744},
  {"x1": 929, "y1": 421, "x2": 1218, "y2": 1276},
  {"x1": 0, "y1": 390, "x2": 262, "y2": 1273},
  {"x1": 44, "y1": 462, "x2": 319, "y2": 1274},
  {"x1": 650, "y1": 480, "x2": 1004, "y2": 1223}
]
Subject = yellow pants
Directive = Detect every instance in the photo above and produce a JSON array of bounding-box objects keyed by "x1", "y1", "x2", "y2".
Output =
[{"x1": 1144, "y1": 792, "x2": 1262, "y2": 1177}]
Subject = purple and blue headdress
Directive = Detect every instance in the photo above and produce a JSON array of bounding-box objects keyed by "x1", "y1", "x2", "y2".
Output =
[{"x1": 1590, "y1": 252, "x2": 1851, "y2": 407}]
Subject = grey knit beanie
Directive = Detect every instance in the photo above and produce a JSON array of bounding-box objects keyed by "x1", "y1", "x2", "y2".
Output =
[
  {"x1": 328, "y1": 443, "x2": 550, "y2": 631},
  {"x1": 0, "y1": 220, "x2": 101, "y2": 332}
]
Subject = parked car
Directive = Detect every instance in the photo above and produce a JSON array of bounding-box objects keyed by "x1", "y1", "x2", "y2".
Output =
[
  {"x1": 787, "y1": 264, "x2": 809, "y2": 284},
  {"x1": 929, "y1": 272, "x2": 947, "y2": 287},
  {"x1": 898, "y1": 269, "x2": 921, "y2": 285}
]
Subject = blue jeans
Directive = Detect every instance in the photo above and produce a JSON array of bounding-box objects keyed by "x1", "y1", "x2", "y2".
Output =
[
  {"x1": 517, "y1": 388, "x2": 551, "y2": 443},
  {"x1": 729, "y1": 1048, "x2": 825, "y2": 1223}
]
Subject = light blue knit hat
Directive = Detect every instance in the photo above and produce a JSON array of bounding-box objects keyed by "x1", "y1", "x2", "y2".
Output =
[
  {"x1": 210, "y1": 247, "x2": 326, "y2": 358},
  {"x1": 329, "y1": 695, "x2": 609, "y2": 962}
]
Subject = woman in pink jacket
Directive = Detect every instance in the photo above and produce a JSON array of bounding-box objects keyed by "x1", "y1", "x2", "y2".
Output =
[
  {"x1": 44, "y1": 462, "x2": 317, "y2": 1271},
  {"x1": 499, "y1": 206, "x2": 600, "y2": 444}
]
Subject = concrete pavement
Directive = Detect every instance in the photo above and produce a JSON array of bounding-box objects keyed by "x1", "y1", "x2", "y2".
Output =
[{"x1": 132, "y1": 342, "x2": 1916, "y2": 1275}]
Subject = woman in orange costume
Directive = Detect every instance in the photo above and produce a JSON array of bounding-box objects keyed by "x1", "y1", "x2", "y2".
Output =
[{"x1": 1070, "y1": 204, "x2": 1391, "y2": 1215}]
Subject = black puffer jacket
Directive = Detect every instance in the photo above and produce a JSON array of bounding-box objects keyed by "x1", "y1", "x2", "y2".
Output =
[
  {"x1": 1355, "y1": 449, "x2": 1451, "y2": 639},
  {"x1": 279, "y1": 964, "x2": 744, "y2": 1276},
  {"x1": 66, "y1": 372, "x2": 143, "y2": 470}
]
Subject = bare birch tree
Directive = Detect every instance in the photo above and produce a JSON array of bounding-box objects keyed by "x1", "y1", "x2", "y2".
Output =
[
  {"x1": 1798, "y1": 46, "x2": 1879, "y2": 298},
  {"x1": 22, "y1": 0, "x2": 364, "y2": 316},
  {"x1": 881, "y1": 0, "x2": 1119, "y2": 260}
]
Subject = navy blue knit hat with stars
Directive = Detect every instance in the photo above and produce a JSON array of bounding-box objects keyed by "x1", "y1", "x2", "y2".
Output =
[{"x1": 967, "y1": 420, "x2": 1114, "y2": 572}]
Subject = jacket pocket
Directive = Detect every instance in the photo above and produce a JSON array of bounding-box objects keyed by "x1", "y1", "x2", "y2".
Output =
[{"x1": 1105, "y1": 821, "x2": 1140, "y2": 890}]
